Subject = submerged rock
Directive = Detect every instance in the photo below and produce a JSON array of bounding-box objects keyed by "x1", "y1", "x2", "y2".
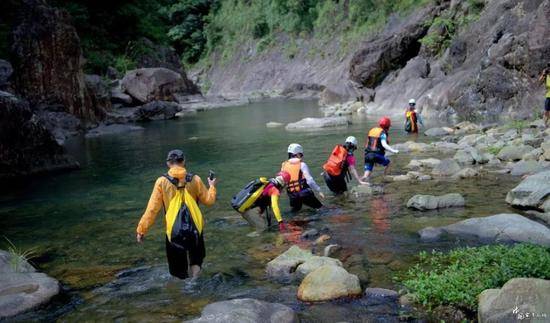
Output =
[
  {"x1": 505, "y1": 170, "x2": 550, "y2": 212},
  {"x1": 418, "y1": 213, "x2": 550, "y2": 246},
  {"x1": 350, "y1": 185, "x2": 384, "y2": 198},
  {"x1": 85, "y1": 124, "x2": 144, "y2": 138},
  {"x1": 134, "y1": 101, "x2": 182, "y2": 121},
  {"x1": 297, "y1": 265, "x2": 361, "y2": 302},
  {"x1": 478, "y1": 278, "x2": 550, "y2": 323},
  {"x1": 266, "y1": 122, "x2": 284, "y2": 128},
  {"x1": 425, "y1": 127, "x2": 454, "y2": 137},
  {"x1": 407, "y1": 193, "x2": 465, "y2": 210},
  {"x1": 452, "y1": 167, "x2": 479, "y2": 179},
  {"x1": 266, "y1": 246, "x2": 342, "y2": 282},
  {"x1": 431, "y1": 159, "x2": 461, "y2": 176},
  {"x1": 0, "y1": 250, "x2": 60, "y2": 319},
  {"x1": 360, "y1": 288, "x2": 400, "y2": 316},
  {"x1": 285, "y1": 117, "x2": 349, "y2": 131},
  {"x1": 187, "y1": 298, "x2": 298, "y2": 323}
]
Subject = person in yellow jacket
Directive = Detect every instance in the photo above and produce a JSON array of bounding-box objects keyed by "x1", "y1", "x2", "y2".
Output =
[
  {"x1": 539, "y1": 65, "x2": 550, "y2": 127},
  {"x1": 136, "y1": 149, "x2": 216, "y2": 279}
]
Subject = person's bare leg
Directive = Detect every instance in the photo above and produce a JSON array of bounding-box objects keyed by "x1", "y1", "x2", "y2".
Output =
[
  {"x1": 362, "y1": 170, "x2": 371, "y2": 180},
  {"x1": 190, "y1": 265, "x2": 201, "y2": 279}
]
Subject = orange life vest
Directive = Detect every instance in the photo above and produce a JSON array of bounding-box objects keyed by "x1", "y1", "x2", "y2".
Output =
[
  {"x1": 323, "y1": 145, "x2": 349, "y2": 176},
  {"x1": 281, "y1": 160, "x2": 305, "y2": 193},
  {"x1": 365, "y1": 127, "x2": 389, "y2": 155}
]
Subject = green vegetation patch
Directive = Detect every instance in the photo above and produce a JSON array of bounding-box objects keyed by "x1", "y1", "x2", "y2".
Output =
[{"x1": 398, "y1": 244, "x2": 550, "y2": 312}]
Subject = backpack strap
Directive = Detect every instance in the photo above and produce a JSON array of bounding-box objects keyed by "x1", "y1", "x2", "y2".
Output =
[
  {"x1": 162, "y1": 173, "x2": 179, "y2": 187},
  {"x1": 185, "y1": 173, "x2": 194, "y2": 183}
]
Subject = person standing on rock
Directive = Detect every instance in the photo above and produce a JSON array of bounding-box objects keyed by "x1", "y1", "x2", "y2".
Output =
[
  {"x1": 136, "y1": 149, "x2": 216, "y2": 279},
  {"x1": 404, "y1": 99, "x2": 423, "y2": 133},
  {"x1": 362, "y1": 117, "x2": 399, "y2": 183},
  {"x1": 322, "y1": 136, "x2": 368, "y2": 194},
  {"x1": 539, "y1": 65, "x2": 550, "y2": 127},
  {"x1": 281, "y1": 143, "x2": 325, "y2": 211}
]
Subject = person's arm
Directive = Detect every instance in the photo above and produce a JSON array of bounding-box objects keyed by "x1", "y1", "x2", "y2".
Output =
[
  {"x1": 300, "y1": 162, "x2": 321, "y2": 192},
  {"x1": 349, "y1": 167, "x2": 365, "y2": 184},
  {"x1": 381, "y1": 138, "x2": 399, "y2": 154},
  {"x1": 271, "y1": 195, "x2": 282, "y2": 223},
  {"x1": 136, "y1": 178, "x2": 164, "y2": 238},
  {"x1": 190, "y1": 175, "x2": 216, "y2": 206}
]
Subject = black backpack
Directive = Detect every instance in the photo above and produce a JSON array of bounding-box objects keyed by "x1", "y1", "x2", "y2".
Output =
[{"x1": 163, "y1": 173, "x2": 198, "y2": 250}]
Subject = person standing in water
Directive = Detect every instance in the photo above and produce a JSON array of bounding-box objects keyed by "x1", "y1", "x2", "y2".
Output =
[
  {"x1": 281, "y1": 143, "x2": 325, "y2": 211},
  {"x1": 322, "y1": 136, "x2": 368, "y2": 194},
  {"x1": 136, "y1": 149, "x2": 216, "y2": 279},
  {"x1": 538, "y1": 65, "x2": 550, "y2": 127},
  {"x1": 362, "y1": 117, "x2": 399, "y2": 184},
  {"x1": 234, "y1": 171, "x2": 291, "y2": 232},
  {"x1": 404, "y1": 99, "x2": 423, "y2": 133}
]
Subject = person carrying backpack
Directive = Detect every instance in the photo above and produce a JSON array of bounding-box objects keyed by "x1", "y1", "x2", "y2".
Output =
[
  {"x1": 362, "y1": 117, "x2": 399, "y2": 183},
  {"x1": 136, "y1": 149, "x2": 216, "y2": 279},
  {"x1": 322, "y1": 136, "x2": 368, "y2": 194},
  {"x1": 404, "y1": 99, "x2": 423, "y2": 133},
  {"x1": 232, "y1": 171, "x2": 291, "y2": 232}
]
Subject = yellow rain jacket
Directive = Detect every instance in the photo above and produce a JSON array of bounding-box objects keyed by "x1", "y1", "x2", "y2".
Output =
[{"x1": 136, "y1": 166, "x2": 216, "y2": 236}]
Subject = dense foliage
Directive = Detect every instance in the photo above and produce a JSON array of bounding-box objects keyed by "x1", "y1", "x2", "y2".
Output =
[
  {"x1": 399, "y1": 244, "x2": 550, "y2": 312},
  {"x1": 0, "y1": 0, "x2": 431, "y2": 72}
]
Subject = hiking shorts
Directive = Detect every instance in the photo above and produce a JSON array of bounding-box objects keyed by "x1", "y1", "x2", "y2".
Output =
[
  {"x1": 545, "y1": 97, "x2": 550, "y2": 112},
  {"x1": 364, "y1": 152, "x2": 390, "y2": 171},
  {"x1": 165, "y1": 234, "x2": 205, "y2": 279}
]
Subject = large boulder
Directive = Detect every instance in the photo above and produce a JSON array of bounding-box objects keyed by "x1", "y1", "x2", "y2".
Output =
[
  {"x1": 431, "y1": 159, "x2": 461, "y2": 176},
  {"x1": 285, "y1": 117, "x2": 349, "y2": 131},
  {"x1": 0, "y1": 92, "x2": 78, "y2": 179},
  {"x1": 266, "y1": 246, "x2": 342, "y2": 282},
  {"x1": 186, "y1": 298, "x2": 298, "y2": 323},
  {"x1": 541, "y1": 140, "x2": 550, "y2": 161},
  {"x1": 505, "y1": 170, "x2": 550, "y2": 212},
  {"x1": 297, "y1": 265, "x2": 362, "y2": 302},
  {"x1": 407, "y1": 193, "x2": 465, "y2": 210},
  {"x1": 10, "y1": 0, "x2": 104, "y2": 121},
  {"x1": 121, "y1": 67, "x2": 198, "y2": 104},
  {"x1": 393, "y1": 141, "x2": 431, "y2": 153},
  {"x1": 509, "y1": 160, "x2": 550, "y2": 176},
  {"x1": 418, "y1": 213, "x2": 550, "y2": 246},
  {"x1": 478, "y1": 278, "x2": 550, "y2": 323},
  {"x1": 134, "y1": 101, "x2": 182, "y2": 121},
  {"x1": 85, "y1": 74, "x2": 112, "y2": 111},
  {"x1": 425, "y1": 127, "x2": 453, "y2": 136},
  {"x1": 497, "y1": 145, "x2": 534, "y2": 161},
  {"x1": 0, "y1": 250, "x2": 60, "y2": 319}
]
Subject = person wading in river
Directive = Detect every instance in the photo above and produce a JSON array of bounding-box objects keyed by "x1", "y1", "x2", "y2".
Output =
[
  {"x1": 362, "y1": 117, "x2": 399, "y2": 184},
  {"x1": 538, "y1": 65, "x2": 550, "y2": 127},
  {"x1": 322, "y1": 136, "x2": 368, "y2": 194},
  {"x1": 136, "y1": 149, "x2": 216, "y2": 279},
  {"x1": 281, "y1": 143, "x2": 325, "y2": 211}
]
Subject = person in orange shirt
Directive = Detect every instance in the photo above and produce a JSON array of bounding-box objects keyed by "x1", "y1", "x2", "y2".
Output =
[{"x1": 136, "y1": 149, "x2": 216, "y2": 279}]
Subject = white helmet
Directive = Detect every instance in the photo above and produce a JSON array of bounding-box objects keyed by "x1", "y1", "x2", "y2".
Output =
[
  {"x1": 345, "y1": 136, "x2": 358, "y2": 147},
  {"x1": 409, "y1": 99, "x2": 416, "y2": 105},
  {"x1": 287, "y1": 143, "x2": 304, "y2": 155}
]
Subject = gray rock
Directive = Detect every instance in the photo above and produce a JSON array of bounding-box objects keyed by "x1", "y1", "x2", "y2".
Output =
[
  {"x1": 541, "y1": 140, "x2": 550, "y2": 161},
  {"x1": 529, "y1": 119, "x2": 545, "y2": 128},
  {"x1": 0, "y1": 250, "x2": 60, "y2": 319},
  {"x1": 506, "y1": 170, "x2": 550, "y2": 212},
  {"x1": 425, "y1": 127, "x2": 453, "y2": 136},
  {"x1": 418, "y1": 213, "x2": 550, "y2": 246},
  {"x1": 37, "y1": 111, "x2": 82, "y2": 145},
  {"x1": 301, "y1": 229, "x2": 319, "y2": 240},
  {"x1": 361, "y1": 288, "x2": 400, "y2": 315},
  {"x1": 266, "y1": 122, "x2": 284, "y2": 128},
  {"x1": 432, "y1": 159, "x2": 461, "y2": 176},
  {"x1": 432, "y1": 141, "x2": 460, "y2": 151},
  {"x1": 265, "y1": 246, "x2": 342, "y2": 282},
  {"x1": 297, "y1": 265, "x2": 362, "y2": 302},
  {"x1": 111, "y1": 87, "x2": 133, "y2": 105},
  {"x1": 186, "y1": 298, "x2": 297, "y2": 323},
  {"x1": 350, "y1": 185, "x2": 384, "y2": 199},
  {"x1": 285, "y1": 117, "x2": 349, "y2": 131},
  {"x1": 393, "y1": 141, "x2": 430, "y2": 153},
  {"x1": 478, "y1": 278, "x2": 550, "y2": 323},
  {"x1": 407, "y1": 193, "x2": 465, "y2": 210},
  {"x1": 452, "y1": 167, "x2": 479, "y2": 179},
  {"x1": 522, "y1": 148, "x2": 542, "y2": 161},
  {"x1": 453, "y1": 149, "x2": 474, "y2": 165},
  {"x1": 85, "y1": 124, "x2": 144, "y2": 138},
  {"x1": 85, "y1": 74, "x2": 112, "y2": 110},
  {"x1": 0, "y1": 59, "x2": 13, "y2": 86},
  {"x1": 510, "y1": 160, "x2": 550, "y2": 176},
  {"x1": 134, "y1": 101, "x2": 182, "y2": 121},
  {"x1": 121, "y1": 67, "x2": 198, "y2": 104},
  {"x1": 497, "y1": 144, "x2": 534, "y2": 161}
]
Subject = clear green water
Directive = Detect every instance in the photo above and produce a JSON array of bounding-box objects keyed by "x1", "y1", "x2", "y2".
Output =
[{"x1": 0, "y1": 100, "x2": 520, "y2": 322}]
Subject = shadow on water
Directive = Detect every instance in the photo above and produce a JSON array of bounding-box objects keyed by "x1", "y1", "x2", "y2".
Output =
[{"x1": 0, "y1": 99, "x2": 521, "y2": 321}]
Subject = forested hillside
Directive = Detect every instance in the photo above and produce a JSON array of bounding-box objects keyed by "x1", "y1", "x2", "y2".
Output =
[{"x1": 0, "y1": 0, "x2": 430, "y2": 73}]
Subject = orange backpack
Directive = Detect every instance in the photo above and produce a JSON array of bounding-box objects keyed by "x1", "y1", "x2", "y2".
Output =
[{"x1": 323, "y1": 145, "x2": 348, "y2": 176}]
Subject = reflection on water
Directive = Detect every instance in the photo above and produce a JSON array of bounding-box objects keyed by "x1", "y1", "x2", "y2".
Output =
[{"x1": 0, "y1": 99, "x2": 520, "y2": 321}]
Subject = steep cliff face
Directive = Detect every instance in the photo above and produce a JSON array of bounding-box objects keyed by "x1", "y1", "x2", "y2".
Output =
[
  {"x1": 0, "y1": 92, "x2": 78, "y2": 179},
  {"x1": 201, "y1": 0, "x2": 549, "y2": 121},
  {"x1": 10, "y1": 0, "x2": 105, "y2": 121}
]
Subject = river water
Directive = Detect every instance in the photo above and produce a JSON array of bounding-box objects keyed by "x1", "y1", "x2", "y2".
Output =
[{"x1": 0, "y1": 100, "x2": 520, "y2": 321}]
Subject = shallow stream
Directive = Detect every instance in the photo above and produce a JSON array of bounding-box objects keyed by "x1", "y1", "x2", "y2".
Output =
[{"x1": 0, "y1": 100, "x2": 521, "y2": 322}]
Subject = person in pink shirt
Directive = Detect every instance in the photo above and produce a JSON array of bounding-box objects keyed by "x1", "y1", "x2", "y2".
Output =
[{"x1": 323, "y1": 136, "x2": 367, "y2": 194}]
